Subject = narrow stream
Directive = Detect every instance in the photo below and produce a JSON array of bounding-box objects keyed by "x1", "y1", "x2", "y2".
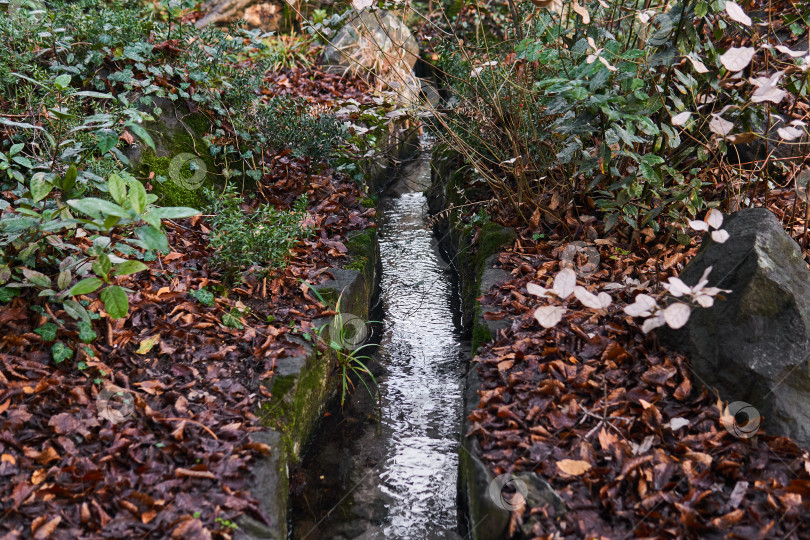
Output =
[{"x1": 290, "y1": 153, "x2": 467, "y2": 539}]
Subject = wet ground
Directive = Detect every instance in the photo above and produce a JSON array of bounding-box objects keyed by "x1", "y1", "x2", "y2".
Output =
[{"x1": 289, "y1": 154, "x2": 468, "y2": 539}]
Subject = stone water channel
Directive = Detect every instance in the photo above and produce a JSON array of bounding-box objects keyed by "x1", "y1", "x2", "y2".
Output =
[{"x1": 289, "y1": 152, "x2": 469, "y2": 539}]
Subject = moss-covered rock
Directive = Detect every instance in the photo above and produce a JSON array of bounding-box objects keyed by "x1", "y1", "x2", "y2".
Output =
[{"x1": 124, "y1": 97, "x2": 223, "y2": 209}]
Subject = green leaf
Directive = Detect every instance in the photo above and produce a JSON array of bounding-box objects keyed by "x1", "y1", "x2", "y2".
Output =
[
  {"x1": 147, "y1": 207, "x2": 201, "y2": 220},
  {"x1": 62, "y1": 299, "x2": 91, "y2": 322},
  {"x1": 114, "y1": 260, "x2": 148, "y2": 276},
  {"x1": 22, "y1": 268, "x2": 51, "y2": 288},
  {"x1": 57, "y1": 269, "x2": 72, "y2": 290},
  {"x1": 95, "y1": 128, "x2": 118, "y2": 155},
  {"x1": 92, "y1": 254, "x2": 112, "y2": 279},
  {"x1": 222, "y1": 311, "x2": 244, "y2": 329},
  {"x1": 100, "y1": 285, "x2": 129, "y2": 319},
  {"x1": 108, "y1": 174, "x2": 127, "y2": 205},
  {"x1": 77, "y1": 320, "x2": 97, "y2": 343},
  {"x1": 34, "y1": 322, "x2": 58, "y2": 342},
  {"x1": 30, "y1": 172, "x2": 53, "y2": 203},
  {"x1": 125, "y1": 123, "x2": 155, "y2": 151},
  {"x1": 63, "y1": 165, "x2": 78, "y2": 192},
  {"x1": 69, "y1": 277, "x2": 104, "y2": 295},
  {"x1": 68, "y1": 197, "x2": 130, "y2": 219},
  {"x1": 9, "y1": 143, "x2": 23, "y2": 156},
  {"x1": 52, "y1": 342, "x2": 73, "y2": 363},
  {"x1": 54, "y1": 74, "x2": 72, "y2": 91},
  {"x1": 129, "y1": 180, "x2": 147, "y2": 214},
  {"x1": 135, "y1": 225, "x2": 169, "y2": 252}
]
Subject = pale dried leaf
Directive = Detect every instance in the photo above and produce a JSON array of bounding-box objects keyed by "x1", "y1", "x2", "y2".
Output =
[
  {"x1": 573, "y1": 286, "x2": 612, "y2": 310},
  {"x1": 778, "y1": 126, "x2": 804, "y2": 141},
  {"x1": 672, "y1": 111, "x2": 692, "y2": 126},
  {"x1": 705, "y1": 208, "x2": 723, "y2": 229},
  {"x1": 534, "y1": 305, "x2": 566, "y2": 328},
  {"x1": 663, "y1": 302, "x2": 691, "y2": 329},
  {"x1": 553, "y1": 267, "x2": 577, "y2": 298},
  {"x1": 686, "y1": 54, "x2": 709, "y2": 73},
  {"x1": 668, "y1": 417, "x2": 690, "y2": 430},
  {"x1": 526, "y1": 282, "x2": 550, "y2": 298},
  {"x1": 711, "y1": 229, "x2": 730, "y2": 243},
  {"x1": 775, "y1": 45, "x2": 808, "y2": 58},
  {"x1": 695, "y1": 294, "x2": 714, "y2": 307},
  {"x1": 689, "y1": 219, "x2": 709, "y2": 231},
  {"x1": 642, "y1": 313, "x2": 666, "y2": 333},
  {"x1": 572, "y1": 1, "x2": 590, "y2": 23},
  {"x1": 598, "y1": 56, "x2": 618, "y2": 71},
  {"x1": 752, "y1": 83, "x2": 787, "y2": 104},
  {"x1": 724, "y1": 1, "x2": 752, "y2": 26},
  {"x1": 720, "y1": 47, "x2": 756, "y2": 72},
  {"x1": 352, "y1": 0, "x2": 373, "y2": 10},
  {"x1": 709, "y1": 115, "x2": 734, "y2": 137},
  {"x1": 624, "y1": 293, "x2": 657, "y2": 317},
  {"x1": 557, "y1": 459, "x2": 592, "y2": 476},
  {"x1": 665, "y1": 277, "x2": 691, "y2": 297}
]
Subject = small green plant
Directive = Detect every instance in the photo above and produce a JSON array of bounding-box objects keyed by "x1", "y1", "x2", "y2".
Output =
[
  {"x1": 256, "y1": 97, "x2": 345, "y2": 165},
  {"x1": 215, "y1": 517, "x2": 238, "y2": 531},
  {"x1": 307, "y1": 285, "x2": 378, "y2": 406},
  {"x1": 189, "y1": 286, "x2": 215, "y2": 307},
  {"x1": 204, "y1": 185, "x2": 311, "y2": 282}
]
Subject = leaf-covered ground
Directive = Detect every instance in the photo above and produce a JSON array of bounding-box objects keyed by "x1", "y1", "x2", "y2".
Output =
[
  {"x1": 0, "y1": 67, "x2": 381, "y2": 539},
  {"x1": 467, "y1": 195, "x2": 810, "y2": 538}
]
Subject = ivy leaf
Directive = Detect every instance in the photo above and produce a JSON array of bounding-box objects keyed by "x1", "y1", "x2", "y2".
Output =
[
  {"x1": 34, "y1": 323, "x2": 58, "y2": 342},
  {"x1": 222, "y1": 310, "x2": 244, "y2": 330},
  {"x1": 51, "y1": 342, "x2": 74, "y2": 363},
  {"x1": 77, "y1": 320, "x2": 97, "y2": 343},
  {"x1": 95, "y1": 128, "x2": 119, "y2": 155},
  {"x1": 100, "y1": 285, "x2": 129, "y2": 319}
]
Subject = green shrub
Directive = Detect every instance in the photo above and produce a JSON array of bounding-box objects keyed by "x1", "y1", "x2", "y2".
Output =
[
  {"x1": 204, "y1": 186, "x2": 311, "y2": 281},
  {"x1": 430, "y1": 0, "x2": 806, "y2": 234}
]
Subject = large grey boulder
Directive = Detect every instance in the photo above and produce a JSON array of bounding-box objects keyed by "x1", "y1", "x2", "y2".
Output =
[{"x1": 663, "y1": 208, "x2": 810, "y2": 445}]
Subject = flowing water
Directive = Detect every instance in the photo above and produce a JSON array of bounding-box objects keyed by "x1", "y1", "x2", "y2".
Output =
[{"x1": 290, "y1": 153, "x2": 467, "y2": 539}]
